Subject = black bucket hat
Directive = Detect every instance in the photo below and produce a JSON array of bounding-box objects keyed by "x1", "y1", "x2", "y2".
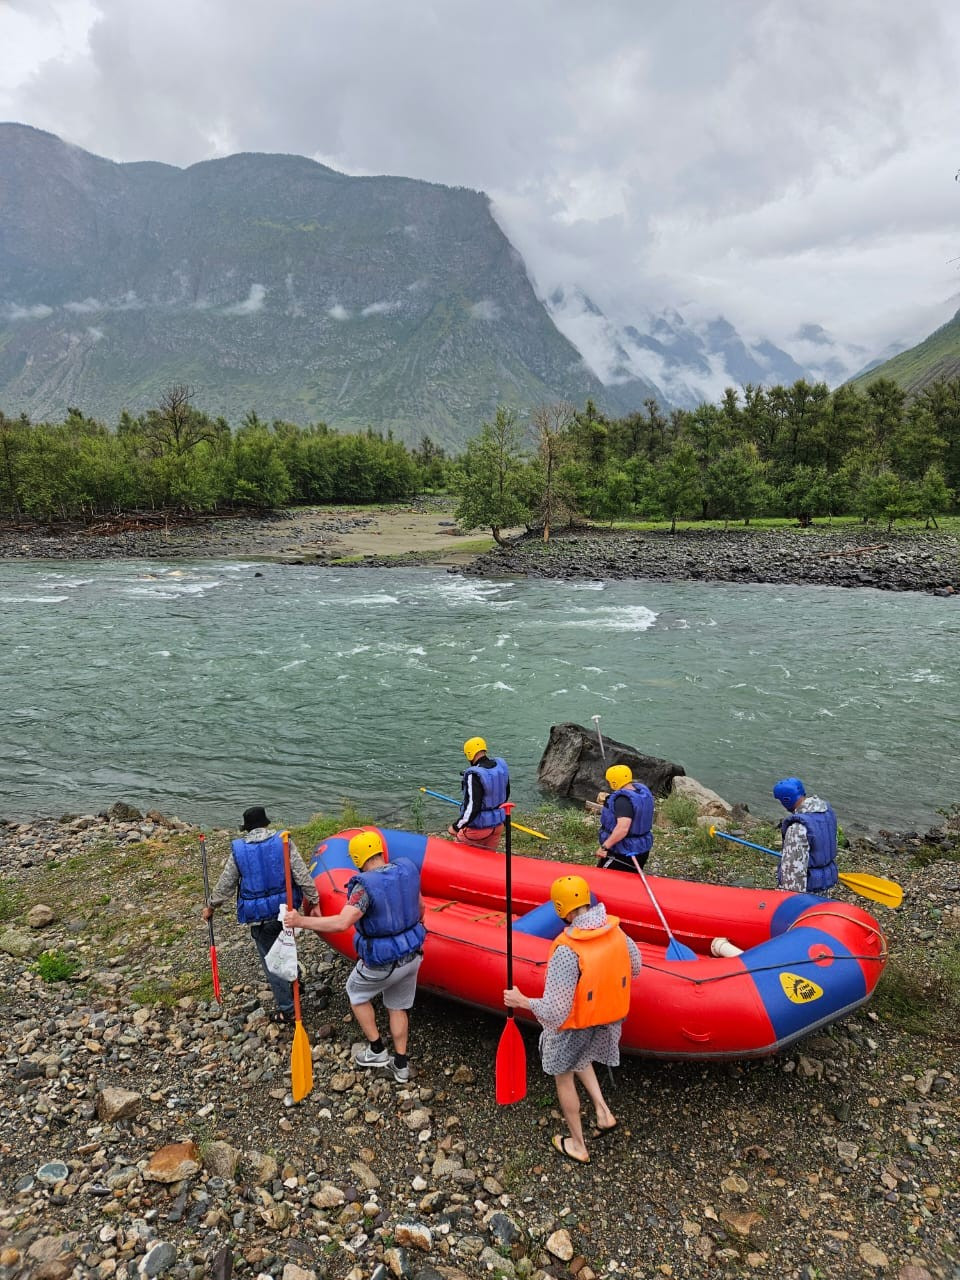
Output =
[{"x1": 242, "y1": 805, "x2": 270, "y2": 832}]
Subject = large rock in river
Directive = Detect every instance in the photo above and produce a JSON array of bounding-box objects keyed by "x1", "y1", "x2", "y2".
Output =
[{"x1": 537, "y1": 722, "x2": 685, "y2": 801}]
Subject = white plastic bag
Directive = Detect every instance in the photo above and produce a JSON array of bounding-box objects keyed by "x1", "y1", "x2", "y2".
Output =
[{"x1": 264, "y1": 906, "x2": 299, "y2": 982}]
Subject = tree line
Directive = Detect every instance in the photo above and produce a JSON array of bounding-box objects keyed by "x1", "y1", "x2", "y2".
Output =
[
  {"x1": 1, "y1": 375, "x2": 958, "y2": 530},
  {"x1": 454, "y1": 377, "x2": 960, "y2": 539}
]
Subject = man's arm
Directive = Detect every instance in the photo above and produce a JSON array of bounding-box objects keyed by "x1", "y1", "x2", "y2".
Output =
[
  {"x1": 285, "y1": 902, "x2": 363, "y2": 933},
  {"x1": 597, "y1": 815, "x2": 633, "y2": 861},
  {"x1": 450, "y1": 773, "x2": 479, "y2": 834},
  {"x1": 201, "y1": 854, "x2": 238, "y2": 918}
]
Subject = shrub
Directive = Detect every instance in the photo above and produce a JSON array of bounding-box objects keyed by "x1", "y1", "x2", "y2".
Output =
[{"x1": 34, "y1": 949, "x2": 81, "y2": 982}]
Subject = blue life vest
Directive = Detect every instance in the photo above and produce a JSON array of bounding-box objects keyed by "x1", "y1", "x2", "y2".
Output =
[
  {"x1": 462, "y1": 757, "x2": 510, "y2": 830},
  {"x1": 780, "y1": 806, "x2": 839, "y2": 894},
  {"x1": 349, "y1": 859, "x2": 426, "y2": 967},
  {"x1": 599, "y1": 784, "x2": 654, "y2": 858},
  {"x1": 231, "y1": 834, "x2": 302, "y2": 924}
]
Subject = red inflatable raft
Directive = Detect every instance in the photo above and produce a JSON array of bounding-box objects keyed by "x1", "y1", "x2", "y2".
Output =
[{"x1": 308, "y1": 828, "x2": 888, "y2": 1060}]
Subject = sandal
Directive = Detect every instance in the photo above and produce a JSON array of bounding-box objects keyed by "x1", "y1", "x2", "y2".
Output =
[
  {"x1": 271, "y1": 1009, "x2": 295, "y2": 1026},
  {"x1": 551, "y1": 1134, "x2": 590, "y2": 1164}
]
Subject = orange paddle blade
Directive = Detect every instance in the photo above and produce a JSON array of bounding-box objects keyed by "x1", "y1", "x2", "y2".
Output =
[
  {"x1": 291, "y1": 1017, "x2": 313, "y2": 1102},
  {"x1": 495, "y1": 1016, "x2": 527, "y2": 1105}
]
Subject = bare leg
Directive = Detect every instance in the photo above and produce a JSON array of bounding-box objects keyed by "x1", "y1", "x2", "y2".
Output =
[
  {"x1": 350, "y1": 999, "x2": 380, "y2": 1042},
  {"x1": 387, "y1": 1007, "x2": 409, "y2": 1055},
  {"x1": 554, "y1": 1071, "x2": 589, "y2": 1161},
  {"x1": 575, "y1": 1062, "x2": 616, "y2": 1130}
]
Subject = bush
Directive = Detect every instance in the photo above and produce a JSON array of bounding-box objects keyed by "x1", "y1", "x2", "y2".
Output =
[{"x1": 34, "y1": 949, "x2": 81, "y2": 982}]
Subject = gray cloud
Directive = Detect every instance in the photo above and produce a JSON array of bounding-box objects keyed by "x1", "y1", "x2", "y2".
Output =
[{"x1": 2, "y1": 0, "x2": 958, "y2": 357}]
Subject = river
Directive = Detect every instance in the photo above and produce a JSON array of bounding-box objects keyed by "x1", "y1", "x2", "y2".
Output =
[{"x1": 1, "y1": 560, "x2": 957, "y2": 833}]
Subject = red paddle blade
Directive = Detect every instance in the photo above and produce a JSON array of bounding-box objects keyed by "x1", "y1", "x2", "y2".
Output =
[
  {"x1": 495, "y1": 1016, "x2": 527, "y2": 1104},
  {"x1": 210, "y1": 947, "x2": 222, "y2": 1003}
]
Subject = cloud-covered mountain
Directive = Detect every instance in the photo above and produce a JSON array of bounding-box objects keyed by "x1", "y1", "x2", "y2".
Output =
[
  {"x1": 1, "y1": 123, "x2": 662, "y2": 447},
  {"x1": 546, "y1": 286, "x2": 834, "y2": 408}
]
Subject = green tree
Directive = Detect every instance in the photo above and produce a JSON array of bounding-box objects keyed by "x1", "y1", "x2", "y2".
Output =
[
  {"x1": 655, "y1": 443, "x2": 703, "y2": 533},
  {"x1": 529, "y1": 402, "x2": 577, "y2": 541},
  {"x1": 705, "y1": 445, "x2": 770, "y2": 527},
  {"x1": 453, "y1": 406, "x2": 530, "y2": 544},
  {"x1": 916, "y1": 465, "x2": 954, "y2": 528}
]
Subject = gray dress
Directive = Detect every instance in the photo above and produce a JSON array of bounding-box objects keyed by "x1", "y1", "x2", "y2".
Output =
[{"x1": 529, "y1": 903, "x2": 643, "y2": 1075}]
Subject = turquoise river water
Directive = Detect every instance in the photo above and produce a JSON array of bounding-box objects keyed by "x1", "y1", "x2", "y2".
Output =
[{"x1": 1, "y1": 560, "x2": 957, "y2": 834}]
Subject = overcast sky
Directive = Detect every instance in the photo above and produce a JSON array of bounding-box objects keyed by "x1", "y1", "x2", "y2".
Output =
[{"x1": 3, "y1": 0, "x2": 959, "y2": 362}]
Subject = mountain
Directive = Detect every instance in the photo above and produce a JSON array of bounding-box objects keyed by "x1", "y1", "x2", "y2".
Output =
[
  {"x1": 849, "y1": 308, "x2": 960, "y2": 393},
  {"x1": 546, "y1": 287, "x2": 810, "y2": 408},
  {"x1": 0, "y1": 123, "x2": 652, "y2": 448}
]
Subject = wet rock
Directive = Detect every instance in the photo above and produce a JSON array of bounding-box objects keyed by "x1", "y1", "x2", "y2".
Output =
[{"x1": 538, "y1": 722, "x2": 684, "y2": 801}]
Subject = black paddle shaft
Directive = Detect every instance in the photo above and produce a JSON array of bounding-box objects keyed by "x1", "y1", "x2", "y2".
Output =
[
  {"x1": 199, "y1": 835, "x2": 216, "y2": 945},
  {"x1": 504, "y1": 807, "x2": 514, "y2": 991}
]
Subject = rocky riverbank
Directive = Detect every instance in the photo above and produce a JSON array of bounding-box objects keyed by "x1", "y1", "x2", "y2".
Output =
[
  {"x1": 3, "y1": 509, "x2": 959, "y2": 596},
  {"x1": 462, "y1": 527, "x2": 960, "y2": 596},
  {"x1": 1, "y1": 807, "x2": 958, "y2": 1280}
]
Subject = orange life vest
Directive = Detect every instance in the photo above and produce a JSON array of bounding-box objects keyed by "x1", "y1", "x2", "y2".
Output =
[{"x1": 549, "y1": 917, "x2": 632, "y2": 1030}]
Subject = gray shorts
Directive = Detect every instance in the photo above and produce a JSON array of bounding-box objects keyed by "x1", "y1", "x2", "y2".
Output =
[{"x1": 346, "y1": 953, "x2": 423, "y2": 1010}]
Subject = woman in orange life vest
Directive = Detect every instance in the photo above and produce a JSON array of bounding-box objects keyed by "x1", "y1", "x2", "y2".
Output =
[{"x1": 504, "y1": 875, "x2": 642, "y2": 1165}]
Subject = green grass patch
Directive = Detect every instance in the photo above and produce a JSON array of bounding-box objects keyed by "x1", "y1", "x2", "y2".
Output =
[
  {"x1": 130, "y1": 970, "x2": 212, "y2": 1007},
  {"x1": 661, "y1": 790, "x2": 699, "y2": 829},
  {"x1": 873, "y1": 940, "x2": 960, "y2": 1040},
  {"x1": 34, "y1": 949, "x2": 81, "y2": 982},
  {"x1": 290, "y1": 802, "x2": 368, "y2": 852},
  {"x1": 0, "y1": 876, "x2": 26, "y2": 923}
]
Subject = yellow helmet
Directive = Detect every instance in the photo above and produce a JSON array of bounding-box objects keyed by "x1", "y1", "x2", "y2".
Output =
[
  {"x1": 463, "y1": 736, "x2": 487, "y2": 761},
  {"x1": 605, "y1": 764, "x2": 633, "y2": 791},
  {"x1": 551, "y1": 874, "x2": 591, "y2": 920},
  {"x1": 348, "y1": 829, "x2": 384, "y2": 869}
]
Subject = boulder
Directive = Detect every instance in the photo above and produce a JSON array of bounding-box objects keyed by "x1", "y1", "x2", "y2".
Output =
[
  {"x1": 537, "y1": 723, "x2": 685, "y2": 802},
  {"x1": 671, "y1": 775, "x2": 733, "y2": 817}
]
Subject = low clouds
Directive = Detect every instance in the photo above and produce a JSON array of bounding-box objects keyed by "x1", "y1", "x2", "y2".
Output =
[
  {"x1": 223, "y1": 283, "x2": 267, "y2": 315},
  {"x1": 2, "y1": 0, "x2": 959, "y2": 358}
]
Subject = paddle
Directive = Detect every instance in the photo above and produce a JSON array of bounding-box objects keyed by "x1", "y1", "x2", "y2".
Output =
[
  {"x1": 495, "y1": 804, "x2": 527, "y2": 1104},
  {"x1": 281, "y1": 831, "x2": 314, "y2": 1102},
  {"x1": 419, "y1": 787, "x2": 548, "y2": 840},
  {"x1": 198, "y1": 833, "x2": 222, "y2": 1005},
  {"x1": 631, "y1": 860, "x2": 698, "y2": 961},
  {"x1": 708, "y1": 826, "x2": 903, "y2": 910}
]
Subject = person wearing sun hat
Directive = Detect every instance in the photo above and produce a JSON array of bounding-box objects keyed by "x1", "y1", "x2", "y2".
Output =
[{"x1": 773, "y1": 777, "x2": 839, "y2": 895}]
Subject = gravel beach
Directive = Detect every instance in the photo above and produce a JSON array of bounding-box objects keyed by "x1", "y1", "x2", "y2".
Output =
[{"x1": 1, "y1": 808, "x2": 957, "y2": 1280}]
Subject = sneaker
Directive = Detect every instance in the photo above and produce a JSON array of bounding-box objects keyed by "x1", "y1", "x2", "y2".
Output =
[
  {"x1": 354, "y1": 1045, "x2": 390, "y2": 1069},
  {"x1": 391, "y1": 1056, "x2": 410, "y2": 1084}
]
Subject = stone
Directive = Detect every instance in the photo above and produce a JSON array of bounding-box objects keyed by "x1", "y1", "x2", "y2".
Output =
[
  {"x1": 310, "y1": 1183, "x2": 346, "y2": 1208},
  {"x1": 36, "y1": 1162, "x2": 70, "y2": 1184},
  {"x1": 28, "y1": 903, "x2": 56, "y2": 927},
  {"x1": 537, "y1": 722, "x2": 685, "y2": 801},
  {"x1": 394, "y1": 1222, "x2": 433, "y2": 1251},
  {"x1": 143, "y1": 1142, "x2": 201, "y2": 1183},
  {"x1": 96, "y1": 1086, "x2": 142, "y2": 1122},
  {"x1": 0, "y1": 926, "x2": 43, "y2": 958},
  {"x1": 859, "y1": 1244, "x2": 889, "y2": 1269},
  {"x1": 546, "y1": 1229, "x2": 574, "y2": 1261},
  {"x1": 671, "y1": 776, "x2": 733, "y2": 816},
  {"x1": 281, "y1": 1266, "x2": 317, "y2": 1280},
  {"x1": 138, "y1": 1242, "x2": 178, "y2": 1276},
  {"x1": 27, "y1": 1235, "x2": 80, "y2": 1263},
  {"x1": 719, "y1": 1210, "x2": 762, "y2": 1236},
  {"x1": 245, "y1": 1151, "x2": 278, "y2": 1184},
  {"x1": 451, "y1": 1065, "x2": 475, "y2": 1085},
  {"x1": 202, "y1": 1141, "x2": 240, "y2": 1179}
]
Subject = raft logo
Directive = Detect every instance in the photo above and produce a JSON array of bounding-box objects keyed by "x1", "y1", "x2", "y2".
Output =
[{"x1": 779, "y1": 971, "x2": 824, "y2": 1004}]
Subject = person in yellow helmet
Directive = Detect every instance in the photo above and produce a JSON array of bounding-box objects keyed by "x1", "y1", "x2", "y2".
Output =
[
  {"x1": 286, "y1": 829, "x2": 426, "y2": 1083},
  {"x1": 448, "y1": 736, "x2": 511, "y2": 850},
  {"x1": 503, "y1": 874, "x2": 642, "y2": 1165},
  {"x1": 596, "y1": 764, "x2": 655, "y2": 873}
]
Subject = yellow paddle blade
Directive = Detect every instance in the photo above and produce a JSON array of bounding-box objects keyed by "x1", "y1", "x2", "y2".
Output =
[
  {"x1": 511, "y1": 821, "x2": 548, "y2": 841},
  {"x1": 291, "y1": 1019, "x2": 313, "y2": 1102},
  {"x1": 838, "y1": 871, "x2": 903, "y2": 910}
]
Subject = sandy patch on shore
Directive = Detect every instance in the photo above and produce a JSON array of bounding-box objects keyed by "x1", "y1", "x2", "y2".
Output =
[{"x1": 271, "y1": 505, "x2": 504, "y2": 564}]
